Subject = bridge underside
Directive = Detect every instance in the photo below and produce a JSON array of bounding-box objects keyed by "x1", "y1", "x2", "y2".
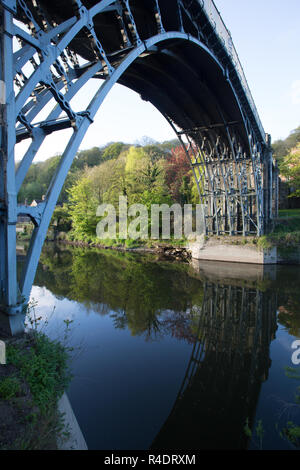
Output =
[
  {"x1": 0, "y1": 0, "x2": 278, "y2": 331},
  {"x1": 35, "y1": 0, "x2": 278, "y2": 236}
]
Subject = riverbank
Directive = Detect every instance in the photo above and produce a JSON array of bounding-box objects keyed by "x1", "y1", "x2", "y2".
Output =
[
  {"x1": 49, "y1": 232, "x2": 300, "y2": 265},
  {"x1": 16, "y1": 210, "x2": 300, "y2": 265},
  {"x1": 17, "y1": 242, "x2": 300, "y2": 450},
  {"x1": 53, "y1": 237, "x2": 192, "y2": 262},
  {"x1": 258, "y1": 215, "x2": 300, "y2": 250},
  {"x1": 0, "y1": 329, "x2": 72, "y2": 450}
]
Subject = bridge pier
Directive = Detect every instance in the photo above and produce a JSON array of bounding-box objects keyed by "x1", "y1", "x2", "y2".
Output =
[
  {"x1": 263, "y1": 135, "x2": 277, "y2": 234},
  {"x1": 0, "y1": 309, "x2": 26, "y2": 337},
  {"x1": 0, "y1": 2, "x2": 23, "y2": 335}
]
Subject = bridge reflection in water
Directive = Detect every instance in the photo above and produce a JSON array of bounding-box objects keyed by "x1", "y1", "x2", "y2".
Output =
[
  {"x1": 17, "y1": 245, "x2": 287, "y2": 450},
  {"x1": 151, "y1": 262, "x2": 278, "y2": 450}
]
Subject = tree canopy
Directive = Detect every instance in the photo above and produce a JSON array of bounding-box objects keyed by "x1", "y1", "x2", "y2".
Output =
[
  {"x1": 279, "y1": 143, "x2": 300, "y2": 197},
  {"x1": 272, "y1": 126, "x2": 300, "y2": 162}
]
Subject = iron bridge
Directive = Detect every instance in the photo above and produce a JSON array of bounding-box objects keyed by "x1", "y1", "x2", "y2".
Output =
[{"x1": 0, "y1": 0, "x2": 278, "y2": 332}]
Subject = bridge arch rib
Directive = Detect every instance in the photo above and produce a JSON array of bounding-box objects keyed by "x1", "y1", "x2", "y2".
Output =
[{"x1": 0, "y1": 0, "x2": 277, "y2": 324}]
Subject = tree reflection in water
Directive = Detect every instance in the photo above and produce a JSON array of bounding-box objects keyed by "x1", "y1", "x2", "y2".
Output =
[{"x1": 20, "y1": 244, "x2": 300, "y2": 450}]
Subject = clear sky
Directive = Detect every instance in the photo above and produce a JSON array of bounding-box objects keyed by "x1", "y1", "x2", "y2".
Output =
[
  {"x1": 15, "y1": 0, "x2": 300, "y2": 162},
  {"x1": 214, "y1": 0, "x2": 300, "y2": 142}
]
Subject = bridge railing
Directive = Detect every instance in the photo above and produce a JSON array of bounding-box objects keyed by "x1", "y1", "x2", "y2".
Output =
[{"x1": 198, "y1": 0, "x2": 265, "y2": 141}]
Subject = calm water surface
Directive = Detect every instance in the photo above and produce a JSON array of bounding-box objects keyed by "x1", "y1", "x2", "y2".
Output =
[{"x1": 19, "y1": 244, "x2": 300, "y2": 450}]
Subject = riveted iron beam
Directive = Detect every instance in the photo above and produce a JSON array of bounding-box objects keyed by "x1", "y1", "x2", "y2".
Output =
[{"x1": 177, "y1": 121, "x2": 241, "y2": 134}]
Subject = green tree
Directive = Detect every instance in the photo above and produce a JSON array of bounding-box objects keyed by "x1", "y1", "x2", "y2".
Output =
[
  {"x1": 67, "y1": 176, "x2": 99, "y2": 240},
  {"x1": 279, "y1": 143, "x2": 300, "y2": 197},
  {"x1": 125, "y1": 146, "x2": 148, "y2": 202},
  {"x1": 102, "y1": 142, "x2": 127, "y2": 161},
  {"x1": 273, "y1": 126, "x2": 300, "y2": 162},
  {"x1": 51, "y1": 205, "x2": 72, "y2": 239}
]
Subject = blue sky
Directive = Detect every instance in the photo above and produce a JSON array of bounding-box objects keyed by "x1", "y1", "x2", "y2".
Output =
[
  {"x1": 15, "y1": 0, "x2": 300, "y2": 161},
  {"x1": 215, "y1": 0, "x2": 300, "y2": 142}
]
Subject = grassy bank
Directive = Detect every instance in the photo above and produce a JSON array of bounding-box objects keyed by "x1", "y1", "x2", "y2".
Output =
[
  {"x1": 0, "y1": 330, "x2": 72, "y2": 450},
  {"x1": 258, "y1": 210, "x2": 300, "y2": 250},
  {"x1": 17, "y1": 223, "x2": 188, "y2": 248},
  {"x1": 55, "y1": 236, "x2": 191, "y2": 262},
  {"x1": 58, "y1": 233, "x2": 188, "y2": 249}
]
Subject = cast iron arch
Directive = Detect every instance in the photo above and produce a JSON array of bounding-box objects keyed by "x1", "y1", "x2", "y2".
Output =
[{"x1": 0, "y1": 0, "x2": 277, "y2": 326}]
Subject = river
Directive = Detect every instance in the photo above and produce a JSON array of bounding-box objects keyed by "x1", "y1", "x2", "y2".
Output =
[{"x1": 18, "y1": 243, "x2": 300, "y2": 450}]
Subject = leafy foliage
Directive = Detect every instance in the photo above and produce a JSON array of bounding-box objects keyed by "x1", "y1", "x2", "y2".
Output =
[
  {"x1": 67, "y1": 176, "x2": 99, "y2": 240},
  {"x1": 279, "y1": 143, "x2": 300, "y2": 197},
  {"x1": 17, "y1": 142, "x2": 127, "y2": 205},
  {"x1": 164, "y1": 146, "x2": 200, "y2": 204},
  {"x1": 7, "y1": 333, "x2": 72, "y2": 414},
  {"x1": 272, "y1": 126, "x2": 300, "y2": 163},
  {"x1": 0, "y1": 377, "x2": 22, "y2": 400},
  {"x1": 258, "y1": 212, "x2": 300, "y2": 249},
  {"x1": 65, "y1": 142, "x2": 183, "y2": 239},
  {"x1": 17, "y1": 138, "x2": 205, "y2": 241}
]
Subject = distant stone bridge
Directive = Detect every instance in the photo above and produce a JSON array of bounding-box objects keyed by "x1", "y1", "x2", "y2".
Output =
[{"x1": 0, "y1": 0, "x2": 278, "y2": 333}]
